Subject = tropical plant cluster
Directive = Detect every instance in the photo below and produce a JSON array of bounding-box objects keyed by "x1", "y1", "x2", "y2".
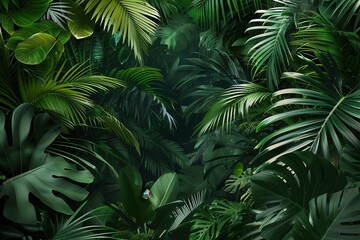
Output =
[{"x1": 1, "y1": 0, "x2": 360, "y2": 239}]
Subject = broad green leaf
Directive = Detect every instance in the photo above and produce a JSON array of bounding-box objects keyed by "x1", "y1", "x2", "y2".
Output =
[
  {"x1": 0, "y1": 157, "x2": 93, "y2": 225},
  {"x1": 15, "y1": 33, "x2": 57, "y2": 65},
  {"x1": 0, "y1": 104, "x2": 94, "y2": 225},
  {"x1": 6, "y1": 20, "x2": 69, "y2": 50},
  {"x1": 155, "y1": 15, "x2": 199, "y2": 53},
  {"x1": 232, "y1": 162, "x2": 243, "y2": 177},
  {"x1": 67, "y1": 2, "x2": 95, "y2": 39},
  {"x1": 118, "y1": 165, "x2": 154, "y2": 223},
  {"x1": 149, "y1": 172, "x2": 178, "y2": 209},
  {"x1": 10, "y1": 0, "x2": 52, "y2": 27}
]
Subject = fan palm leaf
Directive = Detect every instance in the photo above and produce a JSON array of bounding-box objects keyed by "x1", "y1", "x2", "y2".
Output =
[{"x1": 79, "y1": 0, "x2": 160, "y2": 64}]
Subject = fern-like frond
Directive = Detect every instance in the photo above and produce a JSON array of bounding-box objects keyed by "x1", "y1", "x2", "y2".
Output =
[
  {"x1": 169, "y1": 190, "x2": 207, "y2": 231},
  {"x1": 197, "y1": 83, "x2": 272, "y2": 134},
  {"x1": 323, "y1": 0, "x2": 360, "y2": 32},
  {"x1": 87, "y1": 105, "x2": 140, "y2": 153}
]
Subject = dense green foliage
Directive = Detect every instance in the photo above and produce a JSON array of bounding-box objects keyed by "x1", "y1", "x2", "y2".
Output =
[{"x1": 1, "y1": 0, "x2": 360, "y2": 239}]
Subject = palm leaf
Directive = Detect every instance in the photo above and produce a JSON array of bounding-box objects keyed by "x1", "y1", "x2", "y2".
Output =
[
  {"x1": 189, "y1": 0, "x2": 271, "y2": 28},
  {"x1": 197, "y1": 83, "x2": 272, "y2": 134},
  {"x1": 79, "y1": 0, "x2": 160, "y2": 64},
  {"x1": 291, "y1": 12, "x2": 341, "y2": 60},
  {"x1": 46, "y1": 203, "x2": 115, "y2": 240},
  {"x1": 190, "y1": 200, "x2": 249, "y2": 240},
  {"x1": 246, "y1": 0, "x2": 298, "y2": 90},
  {"x1": 44, "y1": 1, "x2": 73, "y2": 30},
  {"x1": 255, "y1": 54, "x2": 360, "y2": 164},
  {"x1": 169, "y1": 190, "x2": 207, "y2": 231},
  {"x1": 148, "y1": 0, "x2": 178, "y2": 22},
  {"x1": 107, "y1": 67, "x2": 176, "y2": 129},
  {"x1": 322, "y1": 0, "x2": 360, "y2": 32},
  {"x1": 19, "y1": 62, "x2": 125, "y2": 128}
]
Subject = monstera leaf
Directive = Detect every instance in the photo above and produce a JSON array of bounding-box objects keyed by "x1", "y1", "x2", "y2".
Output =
[
  {"x1": 0, "y1": 157, "x2": 93, "y2": 225},
  {"x1": 293, "y1": 187, "x2": 360, "y2": 239},
  {"x1": 251, "y1": 151, "x2": 347, "y2": 240},
  {"x1": 0, "y1": 104, "x2": 94, "y2": 225}
]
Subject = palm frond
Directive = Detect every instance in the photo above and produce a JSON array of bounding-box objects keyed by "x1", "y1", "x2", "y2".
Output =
[
  {"x1": 87, "y1": 105, "x2": 140, "y2": 153},
  {"x1": 44, "y1": 203, "x2": 115, "y2": 240},
  {"x1": 291, "y1": 12, "x2": 341, "y2": 60},
  {"x1": 246, "y1": 0, "x2": 298, "y2": 89},
  {"x1": 106, "y1": 67, "x2": 176, "y2": 129},
  {"x1": 255, "y1": 54, "x2": 360, "y2": 164},
  {"x1": 79, "y1": 0, "x2": 160, "y2": 64},
  {"x1": 148, "y1": 0, "x2": 178, "y2": 22},
  {"x1": 323, "y1": 0, "x2": 360, "y2": 32},
  {"x1": 0, "y1": 28, "x2": 20, "y2": 110},
  {"x1": 197, "y1": 83, "x2": 272, "y2": 134},
  {"x1": 190, "y1": 0, "x2": 271, "y2": 28},
  {"x1": 225, "y1": 168, "x2": 253, "y2": 194},
  {"x1": 190, "y1": 200, "x2": 248, "y2": 240},
  {"x1": 133, "y1": 128, "x2": 189, "y2": 176},
  {"x1": 19, "y1": 62, "x2": 124, "y2": 128},
  {"x1": 44, "y1": 1, "x2": 73, "y2": 30},
  {"x1": 169, "y1": 190, "x2": 207, "y2": 231}
]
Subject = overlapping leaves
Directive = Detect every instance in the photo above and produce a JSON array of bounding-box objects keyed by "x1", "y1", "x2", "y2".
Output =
[
  {"x1": 0, "y1": 104, "x2": 94, "y2": 225},
  {"x1": 255, "y1": 54, "x2": 360, "y2": 164},
  {"x1": 251, "y1": 151, "x2": 347, "y2": 240},
  {"x1": 79, "y1": 0, "x2": 160, "y2": 64}
]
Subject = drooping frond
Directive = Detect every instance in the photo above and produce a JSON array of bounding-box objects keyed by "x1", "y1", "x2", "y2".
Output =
[
  {"x1": 79, "y1": 0, "x2": 160, "y2": 64},
  {"x1": 19, "y1": 62, "x2": 124, "y2": 128},
  {"x1": 189, "y1": 0, "x2": 273, "y2": 28},
  {"x1": 197, "y1": 83, "x2": 272, "y2": 134},
  {"x1": 246, "y1": 0, "x2": 298, "y2": 89}
]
